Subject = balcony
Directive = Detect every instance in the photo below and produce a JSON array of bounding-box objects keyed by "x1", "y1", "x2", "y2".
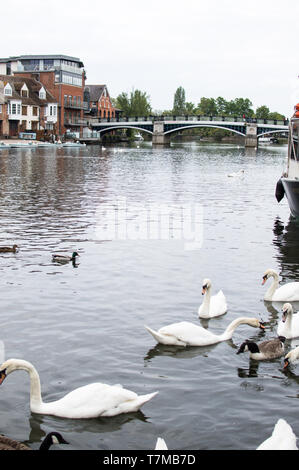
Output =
[
  {"x1": 63, "y1": 101, "x2": 85, "y2": 110},
  {"x1": 64, "y1": 119, "x2": 88, "y2": 127}
]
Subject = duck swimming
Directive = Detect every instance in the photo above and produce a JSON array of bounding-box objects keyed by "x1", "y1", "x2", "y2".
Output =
[
  {"x1": 52, "y1": 251, "x2": 79, "y2": 263},
  {"x1": 0, "y1": 245, "x2": 18, "y2": 253}
]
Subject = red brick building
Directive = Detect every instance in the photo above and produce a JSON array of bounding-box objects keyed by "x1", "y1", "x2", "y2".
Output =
[
  {"x1": 0, "y1": 55, "x2": 86, "y2": 138},
  {"x1": 84, "y1": 85, "x2": 115, "y2": 119}
]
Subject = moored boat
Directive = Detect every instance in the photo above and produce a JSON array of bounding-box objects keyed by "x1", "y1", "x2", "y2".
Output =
[{"x1": 276, "y1": 105, "x2": 299, "y2": 218}]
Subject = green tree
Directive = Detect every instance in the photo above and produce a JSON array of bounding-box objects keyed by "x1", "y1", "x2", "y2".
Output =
[
  {"x1": 215, "y1": 96, "x2": 228, "y2": 115},
  {"x1": 268, "y1": 111, "x2": 285, "y2": 120},
  {"x1": 256, "y1": 105, "x2": 270, "y2": 119},
  {"x1": 115, "y1": 89, "x2": 151, "y2": 117},
  {"x1": 226, "y1": 98, "x2": 254, "y2": 117},
  {"x1": 196, "y1": 97, "x2": 217, "y2": 116},
  {"x1": 185, "y1": 102, "x2": 196, "y2": 115},
  {"x1": 173, "y1": 86, "x2": 186, "y2": 114}
]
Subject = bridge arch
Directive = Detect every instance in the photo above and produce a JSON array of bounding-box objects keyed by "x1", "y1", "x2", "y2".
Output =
[
  {"x1": 96, "y1": 125, "x2": 153, "y2": 136},
  {"x1": 257, "y1": 129, "x2": 289, "y2": 138},
  {"x1": 163, "y1": 124, "x2": 246, "y2": 137}
]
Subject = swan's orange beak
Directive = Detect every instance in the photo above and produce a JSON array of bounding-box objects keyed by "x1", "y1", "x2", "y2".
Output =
[
  {"x1": 259, "y1": 322, "x2": 266, "y2": 329},
  {"x1": 284, "y1": 358, "x2": 289, "y2": 369},
  {"x1": 202, "y1": 287, "x2": 206, "y2": 295},
  {"x1": 262, "y1": 277, "x2": 267, "y2": 285},
  {"x1": 0, "y1": 370, "x2": 6, "y2": 385}
]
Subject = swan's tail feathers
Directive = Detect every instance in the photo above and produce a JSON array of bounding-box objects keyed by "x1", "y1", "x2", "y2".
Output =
[
  {"x1": 122, "y1": 391, "x2": 159, "y2": 414},
  {"x1": 101, "y1": 391, "x2": 159, "y2": 417},
  {"x1": 155, "y1": 437, "x2": 168, "y2": 450},
  {"x1": 145, "y1": 326, "x2": 165, "y2": 344},
  {"x1": 132, "y1": 391, "x2": 159, "y2": 411}
]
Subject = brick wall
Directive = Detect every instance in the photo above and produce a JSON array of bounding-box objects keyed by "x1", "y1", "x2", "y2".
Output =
[{"x1": 14, "y1": 71, "x2": 85, "y2": 136}]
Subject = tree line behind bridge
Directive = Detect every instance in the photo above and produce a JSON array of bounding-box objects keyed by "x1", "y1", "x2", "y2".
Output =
[{"x1": 113, "y1": 86, "x2": 285, "y2": 121}]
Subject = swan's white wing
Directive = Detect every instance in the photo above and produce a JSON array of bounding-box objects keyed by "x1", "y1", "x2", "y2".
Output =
[
  {"x1": 42, "y1": 383, "x2": 152, "y2": 419},
  {"x1": 199, "y1": 290, "x2": 227, "y2": 318},
  {"x1": 155, "y1": 437, "x2": 168, "y2": 450},
  {"x1": 277, "y1": 314, "x2": 299, "y2": 339},
  {"x1": 209, "y1": 290, "x2": 227, "y2": 316},
  {"x1": 273, "y1": 282, "x2": 299, "y2": 301},
  {"x1": 257, "y1": 419, "x2": 298, "y2": 450},
  {"x1": 159, "y1": 321, "x2": 218, "y2": 346}
]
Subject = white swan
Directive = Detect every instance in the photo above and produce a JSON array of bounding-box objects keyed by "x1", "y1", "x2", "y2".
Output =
[
  {"x1": 227, "y1": 169, "x2": 244, "y2": 177},
  {"x1": 0, "y1": 359, "x2": 158, "y2": 419},
  {"x1": 145, "y1": 317, "x2": 265, "y2": 347},
  {"x1": 284, "y1": 344, "x2": 299, "y2": 368},
  {"x1": 237, "y1": 337, "x2": 286, "y2": 360},
  {"x1": 198, "y1": 278, "x2": 227, "y2": 318},
  {"x1": 262, "y1": 269, "x2": 299, "y2": 301},
  {"x1": 256, "y1": 419, "x2": 298, "y2": 450},
  {"x1": 155, "y1": 437, "x2": 168, "y2": 450},
  {"x1": 277, "y1": 303, "x2": 299, "y2": 339}
]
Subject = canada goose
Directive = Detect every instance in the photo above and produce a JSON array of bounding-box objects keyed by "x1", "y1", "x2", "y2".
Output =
[
  {"x1": 0, "y1": 359, "x2": 158, "y2": 419},
  {"x1": 256, "y1": 419, "x2": 298, "y2": 450},
  {"x1": 52, "y1": 252, "x2": 80, "y2": 263},
  {"x1": 277, "y1": 303, "x2": 299, "y2": 339},
  {"x1": 145, "y1": 317, "x2": 265, "y2": 347},
  {"x1": 262, "y1": 269, "x2": 299, "y2": 302},
  {"x1": 283, "y1": 344, "x2": 299, "y2": 368},
  {"x1": 198, "y1": 278, "x2": 227, "y2": 319},
  {"x1": 237, "y1": 336, "x2": 286, "y2": 360},
  {"x1": 0, "y1": 432, "x2": 68, "y2": 451},
  {"x1": 0, "y1": 245, "x2": 18, "y2": 253}
]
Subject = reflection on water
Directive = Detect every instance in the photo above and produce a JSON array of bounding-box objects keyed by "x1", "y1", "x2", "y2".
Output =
[
  {"x1": 272, "y1": 216, "x2": 299, "y2": 281},
  {"x1": 0, "y1": 143, "x2": 299, "y2": 450}
]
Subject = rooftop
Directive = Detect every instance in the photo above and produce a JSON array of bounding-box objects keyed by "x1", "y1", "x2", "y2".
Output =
[{"x1": 0, "y1": 54, "x2": 84, "y2": 68}]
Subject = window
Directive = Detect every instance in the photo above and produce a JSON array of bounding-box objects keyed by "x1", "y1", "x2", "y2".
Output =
[
  {"x1": 21, "y1": 85, "x2": 28, "y2": 97},
  {"x1": 39, "y1": 87, "x2": 46, "y2": 99},
  {"x1": 4, "y1": 84, "x2": 12, "y2": 96},
  {"x1": 61, "y1": 73, "x2": 82, "y2": 86},
  {"x1": 43, "y1": 59, "x2": 54, "y2": 70},
  {"x1": 32, "y1": 106, "x2": 38, "y2": 116},
  {"x1": 22, "y1": 106, "x2": 27, "y2": 115},
  {"x1": 49, "y1": 105, "x2": 57, "y2": 116}
]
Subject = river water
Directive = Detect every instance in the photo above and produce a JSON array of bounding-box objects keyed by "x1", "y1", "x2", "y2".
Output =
[{"x1": 0, "y1": 141, "x2": 298, "y2": 451}]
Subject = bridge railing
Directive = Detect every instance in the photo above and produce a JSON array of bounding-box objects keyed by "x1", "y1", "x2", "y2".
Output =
[{"x1": 96, "y1": 116, "x2": 289, "y2": 126}]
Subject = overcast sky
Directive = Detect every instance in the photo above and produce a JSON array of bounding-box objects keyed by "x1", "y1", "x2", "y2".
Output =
[{"x1": 1, "y1": 0, "x2": 299, "y2": 116}]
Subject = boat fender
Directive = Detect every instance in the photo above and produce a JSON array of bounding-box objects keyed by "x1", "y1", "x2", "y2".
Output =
[{"x1": 275, "y1": 179, "x2": 285, "y2": 202}]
